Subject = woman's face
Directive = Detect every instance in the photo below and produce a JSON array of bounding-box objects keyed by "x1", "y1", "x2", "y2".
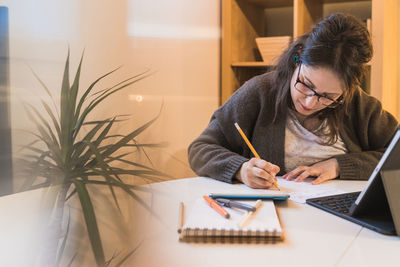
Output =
[{"x1": 290, "y1": 64, "x2": 344, "y2": 116}]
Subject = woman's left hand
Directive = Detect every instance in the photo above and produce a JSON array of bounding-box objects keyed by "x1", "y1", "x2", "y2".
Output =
[{"x1": 282, "y1": 158, "x2": 340, "y2": 185}]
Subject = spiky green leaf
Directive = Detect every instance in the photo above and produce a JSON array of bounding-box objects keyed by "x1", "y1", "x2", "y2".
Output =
[{"x1": 74, "y1": 180, "x2": 105, "y2": 267}]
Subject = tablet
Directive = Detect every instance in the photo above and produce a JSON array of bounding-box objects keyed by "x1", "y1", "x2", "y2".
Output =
[{"x1": 306, "y1": 126, "x2": 400, "y2": 235}]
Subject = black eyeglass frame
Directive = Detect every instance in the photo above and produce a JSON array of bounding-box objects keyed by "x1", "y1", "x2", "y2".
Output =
[{"x1": 294, "y1": 63, "x2": 343, "y2": 107}]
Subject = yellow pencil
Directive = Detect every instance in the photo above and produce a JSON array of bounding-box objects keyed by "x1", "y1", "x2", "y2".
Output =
[{"x1": 234, "y1": 122, "x2": 280, "y2": 190}]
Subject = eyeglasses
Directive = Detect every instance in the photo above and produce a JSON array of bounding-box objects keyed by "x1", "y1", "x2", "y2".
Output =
[{"x1": 294, "y1": 63, "x2": 343, "y2": 107}]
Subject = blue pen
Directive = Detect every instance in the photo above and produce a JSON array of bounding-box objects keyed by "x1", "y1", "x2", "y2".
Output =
[{"x1": 215, "y1": 198, "x2": 256, "y2": 212}]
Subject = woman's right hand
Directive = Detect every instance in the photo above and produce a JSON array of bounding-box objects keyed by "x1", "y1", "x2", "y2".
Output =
[{"x1": 236, "y1": 158, "x2": 280, "y2": 189}]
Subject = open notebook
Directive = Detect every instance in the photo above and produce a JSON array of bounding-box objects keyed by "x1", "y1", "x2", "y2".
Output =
[{"x1": 179, "y1": 198, "x2": 283, "y2": 243}]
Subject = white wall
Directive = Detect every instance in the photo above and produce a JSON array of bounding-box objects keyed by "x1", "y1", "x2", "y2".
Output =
[{"x1": 0, "y1": 0, "x2": 220, "y2": 190}]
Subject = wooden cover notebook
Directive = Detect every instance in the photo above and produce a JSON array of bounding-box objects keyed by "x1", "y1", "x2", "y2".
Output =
[{"x1": 179, "y1": 198, "x2": 283, "y2": 243}]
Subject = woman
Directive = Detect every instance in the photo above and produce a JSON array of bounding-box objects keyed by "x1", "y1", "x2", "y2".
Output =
[{"x1": 188, "y1": 13, "x2": 398, "y2": 189}]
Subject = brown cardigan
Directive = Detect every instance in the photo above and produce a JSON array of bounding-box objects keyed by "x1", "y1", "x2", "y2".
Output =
[{"x1": 188, "y1": 72, "x2": 398, "y2": 183}]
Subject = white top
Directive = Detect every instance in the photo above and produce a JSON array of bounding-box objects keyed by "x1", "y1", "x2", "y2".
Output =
[{"x1": 284, "y1": 110, "x2": 348, "y2": 173}]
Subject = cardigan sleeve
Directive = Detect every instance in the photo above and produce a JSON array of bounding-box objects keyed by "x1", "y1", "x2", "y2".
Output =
[
  {"x1": 188, "y1": 74, "x2": 269, "y2": 183},
  {"x1": 334, "y1": 89, "x2": 399, "y2": 180},
  {"x1": 187, "y1": 118, "x2": 249, "y2": 183}
]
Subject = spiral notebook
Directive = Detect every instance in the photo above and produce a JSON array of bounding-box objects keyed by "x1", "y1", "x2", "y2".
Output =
[{"x1": 179, "y1": 198, "x2": 283, "y2": 243}]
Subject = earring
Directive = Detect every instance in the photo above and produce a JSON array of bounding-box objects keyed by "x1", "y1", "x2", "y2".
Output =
[{"x1": 294, "y1": 55, "x2": 299, "y2": 63}]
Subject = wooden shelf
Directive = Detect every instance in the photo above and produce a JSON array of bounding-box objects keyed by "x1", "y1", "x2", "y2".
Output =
[
  {"x1": 323, "y1": 0, "x2": 370, "y2": 3},
  {"x1": 244, "y1": 0, "x2": 292, "y2": 8},
  {"x1": 244, "y1": 0, "x2": 370, "y2": 8},
  {"x1": 221, "y1": 0, "x2": 399, "y2": 118},
  {"x1": 231, "y1": 62, "x2": 270, "y2": 67},
  {"x1": 232, "y1": 61, "x2": 372, "y2": 68}
]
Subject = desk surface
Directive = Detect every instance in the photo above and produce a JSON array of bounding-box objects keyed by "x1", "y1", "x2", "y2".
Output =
[
  {"x1": 127, "y1": 177, "x2": 400, "y2": 267},
  {"x1": 0, "y1": 177, "x2": 399, "y2": 266}
]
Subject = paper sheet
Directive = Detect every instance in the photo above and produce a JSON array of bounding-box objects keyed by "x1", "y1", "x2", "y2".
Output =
[
  {"x1": 276, "y1": 178, "x2": 344, "y2": 204},
  {"x1": 183, "y1": 198, "x2": 282, "y2": 233}
]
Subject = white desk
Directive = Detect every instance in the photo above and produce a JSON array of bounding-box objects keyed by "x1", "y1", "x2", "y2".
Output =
[
  {"x1": 0, "y1": 178, "x2": 399, "y2": 266},
  {"x1": 0, "y1": 187, "x2": 49, "y2": 266},
  {"x1": 126, "y1": 177, "x2": 400, "y2": 267}
]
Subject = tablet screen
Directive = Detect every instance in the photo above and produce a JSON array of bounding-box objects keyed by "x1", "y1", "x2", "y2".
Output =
[{"x1": 355, "y1": 127, "x2": 400, "y2": 205}]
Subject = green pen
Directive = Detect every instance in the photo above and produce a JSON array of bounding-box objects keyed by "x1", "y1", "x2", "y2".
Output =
[{"x1": 209, "y1": 193, "x2": 290, "y2": 201}]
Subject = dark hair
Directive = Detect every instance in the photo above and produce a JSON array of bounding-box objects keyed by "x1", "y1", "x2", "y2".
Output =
[{"x1": 270, "y1": 13, "x2": 373, "y2": 144}]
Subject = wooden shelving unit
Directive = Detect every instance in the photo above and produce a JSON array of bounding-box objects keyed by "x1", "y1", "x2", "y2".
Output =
[
  {"x1": 221, "y1": 0, "x2": 399, "y2": 119},
  {"x1": 231, "y1": 62, "x2": 270, "y2": 67}
]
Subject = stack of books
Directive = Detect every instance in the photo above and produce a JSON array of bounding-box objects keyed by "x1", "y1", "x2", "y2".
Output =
[{"x1": 255, "y1": 36, "x2": 292, "y2": 65}]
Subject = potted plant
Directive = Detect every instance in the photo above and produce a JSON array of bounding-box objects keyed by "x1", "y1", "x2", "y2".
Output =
[{"x1": 19, "y1": 51, "x2": 167, "y2": 266}]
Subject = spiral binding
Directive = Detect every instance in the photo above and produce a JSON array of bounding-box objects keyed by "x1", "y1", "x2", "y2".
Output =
[{"x1": 179, "y1": 228, "x2": 282, "y2": 243}]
